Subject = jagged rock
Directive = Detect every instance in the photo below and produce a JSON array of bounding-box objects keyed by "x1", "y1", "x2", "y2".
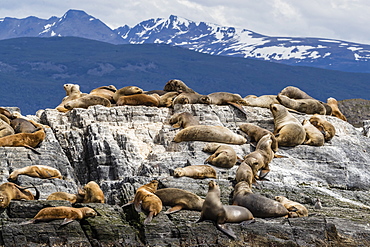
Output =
[{"x1": 0, "y1": 104, "x2": 369, "y2": 246}]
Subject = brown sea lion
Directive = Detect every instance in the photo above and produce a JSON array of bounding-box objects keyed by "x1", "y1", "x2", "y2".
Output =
[
  {"x1": 197, "y1": 180, "x2": 254, "y2": 239},
  {"x1": 113, "y1": 86, "x2": 144, "y2": 102},
  {"x1": 243, "y1": 134, "x2": 274, "y2": 180},
  {"x1": 309, "y1": 114, "x2": 336, "y2": 142},
  {"x1": 116, "y1": 94, "x2": 159, "y2": 107},
  {"x1": 8, "y1": 165, "x2": 63, "y2": 181},
  {"x1": 242, "y1": 95, "x2": 279, "y2": 108},
  {"x1": 47, "y1": 192, "x2": 78, "y2": 204},
  {"x1": 301, "y1": 119, "x2": 325, "y2": 146},
  {"x1": 203, "y1": 143, "x2": 240, "y2": 168},
  {"x1": 122, "y1": 180, "x2": 162, "y2": 224},
  {"x1": 279, "y1": 86, "x2": 314, "y2": 99},
  {"x1": 235, "y1": 161, "x2": 255, "y2": 187},
  {"x1": 155, "y1": 188, "x2": 204, "y2": 214},
  {"x1": 89, "y1": 85, "x2": 117, "y2": 103},
  {"x1": 277, "y1": 94, "x2": 326, "y2": 115},
  {"x1": 0, "y1": 107, "x2": 13, "y2": 119},
  {"x1": 169, "y1": 112, "x2": 199, "y2": 129},
  {"x1": 0, "y1": 182, "x2": 39, "y2": 208},
  {"x1": 270, "y1": 104, "x2": 306, "y2": 147},
  {"x1": 0, "y1": 116, "x2": 14, "y2": 138},
  {"x1": 172, "y1": 92, "x2": 206, "y2": 105},
  {"x1": 200, "y1": 92, "x2": 243, "y2": 105},
  {"x1": 77, "y1": 181, "x2": 105, "y2": 203},
  {"x1": 173, "y1": 125, "x2": 247, "y2": 145},
  {"x1": 275, "y1": 196, "x2": 308, "y2": 218},
  {"x1": 163, "y1": 79, "x2": 196, "y2": 93},
  {"x1": 9, "y1": 117, "x2": 39, "y2": 134},
  {"x1": 327, "y1": 97, "x2": 347, "y2": 121},
  {"x1": 173, "y1": 165, "x2": 216, "y2": 179},
  {"x1": 239, "y1": 123, "x2": 278, "y2": 152},
  {"x1": 158, "y1": 92, "x2": 179, "y2": 107},
  {"x1": 56, "y1": 84, "x2": 87, "y2": 112},
  {"x1": 64, "y1": 94, "x2": 111, "y2": 110},
  {"x1": 232, "y1": 181, "x2": 289, "y2": 218},
  {"x1": 24, "y1": 206, "x2": 97, "y2": 225}
]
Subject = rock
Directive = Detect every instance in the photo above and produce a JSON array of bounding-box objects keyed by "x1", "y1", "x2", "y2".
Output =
[{"x1": 0, "y1": 104, "x2": 369, "y2": 246}]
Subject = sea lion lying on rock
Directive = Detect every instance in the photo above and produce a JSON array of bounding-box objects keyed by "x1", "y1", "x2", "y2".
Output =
[
  {"x1": 0, "y1": 182, "x2": 39, "y2": 208},
  {"x1": 56, "y1": 84, "x2": 87, "y2": 112},
  {"x1": 47, "y1": 192, "x2": 78, "y2": 204},
  {"x1": 77, "y1": 181, "x2": 105, "y2": 203},
  {"x1": 277, "y1": 94, "x2": 326, "y2": 115},
  {"x1": 8, "y1": 165, "x2": 63, "y2": 181},
  {"x1": 173, "y1": 165, "x2": 217, "y2": 179},
  {"x1": 203, "y1": 143, "x2": 240, "y2": 168},
  {"x1": 275, "y1": 196, "x2": 308, "y2": 218},
  {"x1": 309, "y1": 114, "x2": 336, "y2": 142}
]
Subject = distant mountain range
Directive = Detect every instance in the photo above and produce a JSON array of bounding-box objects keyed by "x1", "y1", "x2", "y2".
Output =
[{"x1": 1, "y1": 9, "x2": 370, "y2": 73}]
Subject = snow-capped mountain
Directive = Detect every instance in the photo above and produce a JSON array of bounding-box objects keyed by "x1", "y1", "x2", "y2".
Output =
[{"x1": 1, "y1": 10, "x2": 370, "y2": 73}]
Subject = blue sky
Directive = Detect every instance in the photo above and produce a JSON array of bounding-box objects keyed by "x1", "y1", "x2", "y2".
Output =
[{"x1": 1, "y1": 0, "x2": 370, "y2": 44}]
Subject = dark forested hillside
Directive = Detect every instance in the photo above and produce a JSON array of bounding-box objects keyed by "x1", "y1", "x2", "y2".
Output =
[{"x1": 1, "y1": 37, "x2": 370, "y2": 115}]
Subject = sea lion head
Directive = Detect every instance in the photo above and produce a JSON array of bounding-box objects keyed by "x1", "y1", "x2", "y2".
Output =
[
  {"x1": 199, "y1": 95, "x2": 211, "y2": 104},
  {"x1": 173, "y1": 168, "x2": 184, "y2": 177},
  {"x1": 0, "y1": 195, "x2": 9, "y2": 208},
  {"x1": 234, "y1": 181, "x2": 252, "y2": 194},
  {"x1": 147, "y1": 180, "x2": 159, "y2": 190},
  {"x1": 275, "y1": 196, "x2": 286, "y2": 202},
  {"x1": 81, "y1": 207, "x2": 97, "y2": 217}
]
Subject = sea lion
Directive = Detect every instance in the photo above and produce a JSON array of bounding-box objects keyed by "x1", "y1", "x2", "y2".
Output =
[
  {"x1": 144, "y1": 90, "x2": 168, "y2": 96},
  {"x1": 158, "y1": 92, "x2": 179, "y2": 107},
  {"x1": 270, "y1": 104, "x2": 306, "y2": 147},
  {"x1": 0, "y1": 107, "x2": 13, "y2": 119},
  {"x1": 0, "y1": 126, "x2": 46, "y2": 153},
  {"x1": 25, "y1": 206, "x2": 97, "y2": 225},
  {"x1": 327, "y1": 97, "x2": 347, "y2": 121},
  {"x1": 9, "y1": 118, "x2": 39, "y2": 134},
  {"x1": 301, "y1": 119, "x2": 325, "y2": 146},
  {"x1": 155, "y1": 188, "x2": 204, "y2": 214},
  {"x1": 309, "y1": 114, "x2": 336, "y2": 142},
  {"x1": 242, "y1": 134, "x2": 274, "y2": 180},
  {"x1": 113, "y1": 86, "x2": 144, "y2": 102},
  {"x1": 275, "y1": 196, "x2": 308, "y2": 218},
  {"x1": 169, "y1": 112, "x2": 199, "y2": 129},
  {"x1": 235, "y1": 161, "x2": 255, "y2": 187},
  {"x1": 197, "y1": 180, "x2": 254, "y2": 239},
  {"x1": 242, "y1": 95, "x2": 279, "y2": 108},
  {"x1": 47, "y1": 192, "x2": 78, "y2": 204},
  {"x1": 232, "y1": 181, "x2": 289, "y2": 218},
  {"x1": 163, "y1": 79, "x2": 196, "y2": 93},
  {"x1": 173, "y1": 125, "x2": 247, "y2": 145},
  {"x1": 77, "y1": 181, "x2": 105, "y2": 203},
  {"x1": 0, "y1": 182, "x2": 39, "y2": 208},
  {"x1": 56, "y1": 84, "x2": 87, "y2": 112},
  {"x1": 116, "y1": 94, "x2": 159, "y2": 107},
  {"x1": 8, "y1": 165, "x2": 63, "y2": 181},
  {"x1": 89, "y1": 85, "x2": 117, "y2": 103},
  {"x1": 279, "y1": 86, "x2": 314, "y2": 99},
  {"x1": 64, "y1": 94, "x2": 111, "y2": 110},
  {"x1": 173, "y1": 165, "x2": 216, "y2": 179},
  {"x1": 200, "y1": 92, "x2": 243, "y2": 105},
  {"x1": 122, "y1": 180, "x2": 162, "y2": 224},
  {"x1": 277, "y1": 94, "x2": 326, "y2": 115},
  {"x1": 0, "y1": 116, "x2": 14, "y2": 138},
  {"x1": 239, "y1": 123, "x2": 278, "y2": 152},
  {"x1": 172, "y1": 92, "x2": 205, "y2": 105},
  {"x1": 203, "y1": 143, "x2": 239, "y2": 168}
]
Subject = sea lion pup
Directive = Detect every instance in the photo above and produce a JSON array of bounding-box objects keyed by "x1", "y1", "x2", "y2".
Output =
[
  {"x1": 8, "y1": 165, "x2": 63, "y2": 181},
  {"x1": 232, "y1": 181, "x2": 289, "y2": 218},
  {"x1": 239, "y1": 123, "x2": 278, "y2": 152},
  {"x1": 203, "y1": 143, "x2": 240, "y2": 168},
  {"x1": 242, "y1": 95, "x2": 279, "y2": 108},
  {"x1": 116, "y1": 94, "x2": 159, "y2": 107},
  {"x1": 327, "y1": 97, "x2": 347, "y2": 121},
  {"x1": 173, "y1": 165, "x2": 216, "y2": 179},
  {"x1": 169, "y1": 112, "x2": 199, "y2": 129},
  {"x1": 173, "y1": 125, "x2": 247, "y2": 145},
  {"x1": 275, "y1": 196, "x2": 308, "y2": 218},
  {"x1": 270, "y1": 104, "x2": 306, "y2": 147},
  {"x1": 23, "y1": 206, "x2": 97, "y2": 225},
  {"x1": 122, "y1": 180, "x2": 162, "y2": 224},
  {"x1": 197, "y1": 180, "x2": 254, "y2": 239},
  {"x1": 89, "y1": 85, "x2": 117, "y2": 103},
  {"x1": 77, "y1": 181, "x2": 105, "y2": 203},
  {"x1": 155, "y1": 188, "x2": 204, "y2": 214},
  {"x1": 243, "y1": 134, "x2": 274, "y2": 180},
  {"x1": 279, "y1": 86, "x2": 314, "y2": 99},
  {"x1": 64, "y1": 94, "x2": 111, "y2": 110},
  {"x1": 56, "y1": 84, "x2": 87, "y2": 112},
  {"x1": 47, "y1": 192, "x2": 78, "y2": 204},
  {"x1": 309, "y1": 114, "x2": 336, "y2": 142},
  {"x1": 235, "y1": 161, "x2": 255, "y2": 187},
  {"x1": 0, "y1": 116, "x2": 14, "y2": 138},
  {"x1": 0, "y1": 182, "x2": 39, "y2": 208},
  {"x1": 301, "y1": 120, "x2": 325, "y2": 146},
  {"x1": 163, "y1": 79, "x2": 196, "y2": 93},
  {"x1": 113, "y1": 86, "x2": 144, "y2": 102},
  {"x1": 277, "y1": 94, "x2": 326, "y2": 115}
]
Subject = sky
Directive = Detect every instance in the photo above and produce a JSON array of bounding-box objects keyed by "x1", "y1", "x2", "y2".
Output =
[{"x1": 1, "y1": 0, "x2": 370, "y2": 44}]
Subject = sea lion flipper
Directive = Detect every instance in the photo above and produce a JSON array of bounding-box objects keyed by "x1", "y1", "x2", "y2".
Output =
[
  {"x1": 216, "y1": 223, "x2": 236, "y2": 239},
  {"x1": 122, "y1": 200, "x2": 134, "y2": 208},
  {"x1": 134, "y1": 200, "x2": 142, "y2": 212},
  {"x1": 23, "y1": 145, "x2": 41, "y2": 155},
  {"x1": 61, "y1": 218, "x2": 75, "y2": 226},
  {"x1": 164, "y1": 205, "x2": 183, "y2": 214},
  {"x1": 143, "y1": 211, "x2": 154, "y2": 224},
  {"x1": 259, "y1": 169, "x2": 270, "y2": 179},
  {"x1": 227, "y1": 102, "x2": 248, "y2": 118},
  {"x1": 274, "y1": 153, "x2": 287, "y2": 158},
  {"x1": 240, "y1": 219, "x2": 256, "y2": 227},
  {"x1": 19, "y1": 220, "x2": 35, "y2": 225}
]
